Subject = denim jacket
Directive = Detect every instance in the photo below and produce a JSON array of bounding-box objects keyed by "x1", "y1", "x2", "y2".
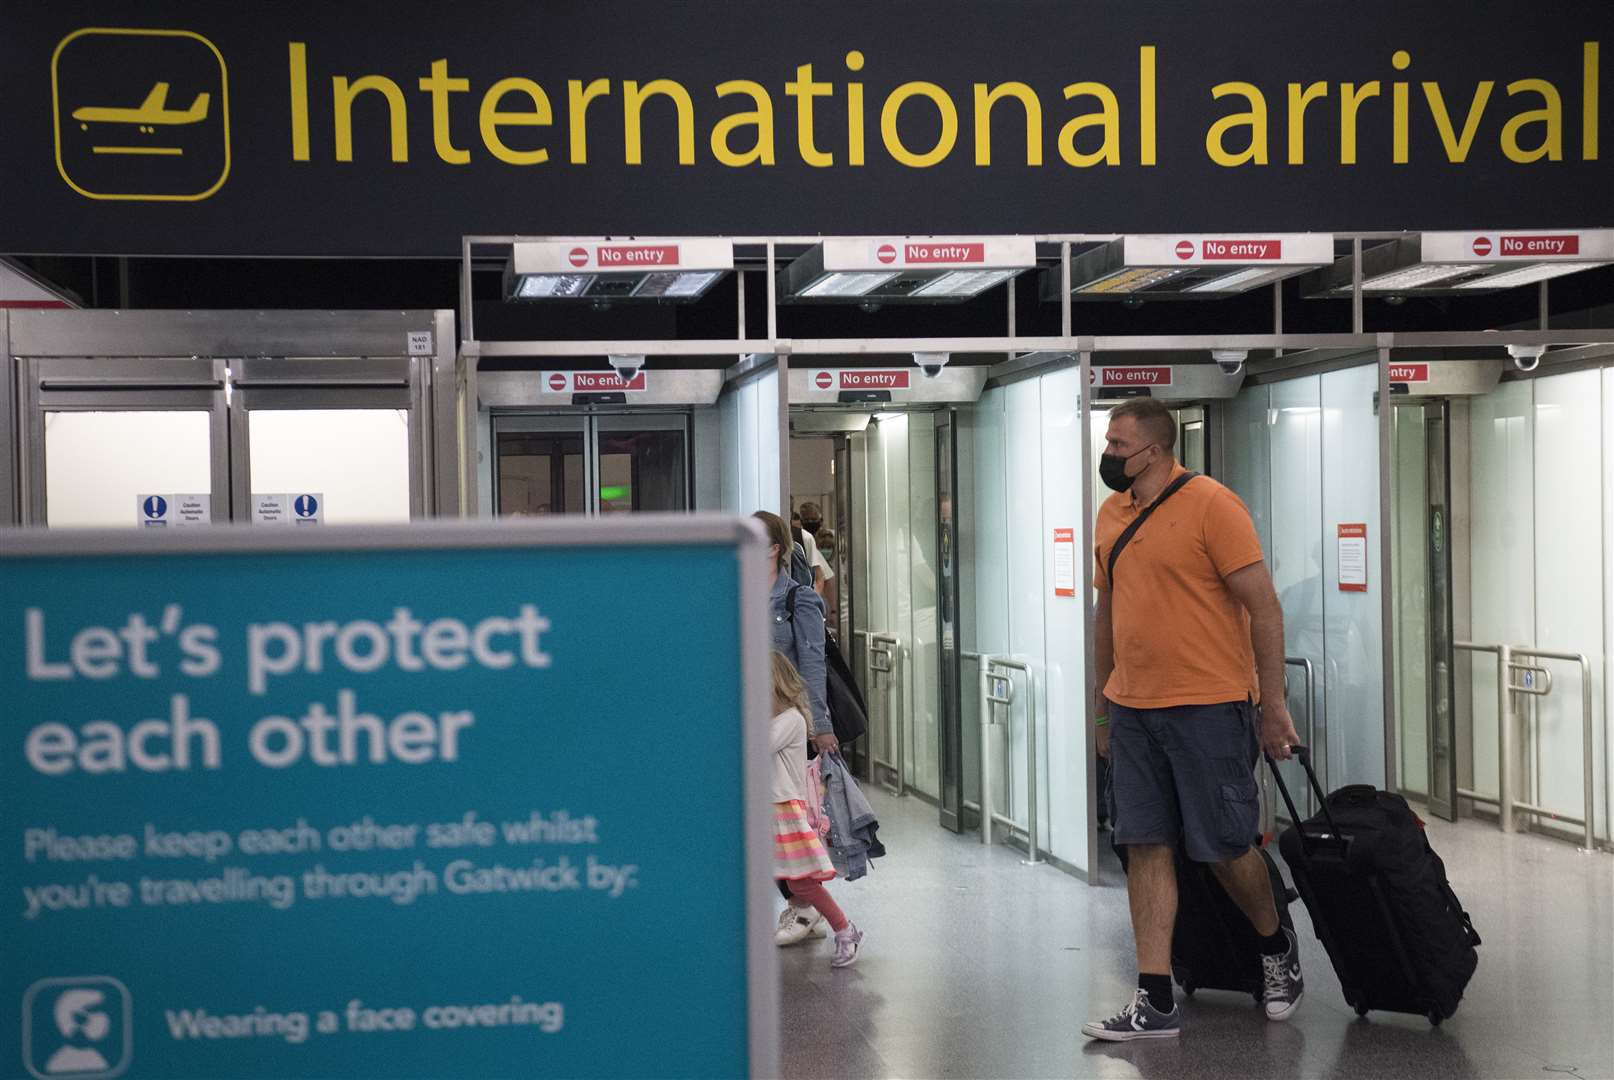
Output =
[
  {"x1": 818, "y1": 753, "x2": 884, "y2": 881},
  {"x1": 770, "y1": 574, "x2": 830, "y2": 735}
]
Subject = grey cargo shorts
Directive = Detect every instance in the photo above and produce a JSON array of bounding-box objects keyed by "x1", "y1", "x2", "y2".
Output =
[{"x1": 1108, "y1": 699, "x2": 1261, "y2": 863}]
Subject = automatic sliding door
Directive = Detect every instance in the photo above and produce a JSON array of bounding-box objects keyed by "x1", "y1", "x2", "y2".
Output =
[
  {"x1": 594, "y1": 416, "x2": 689, "y2": 514},
  {"x1": 492, "y1": 414, "x2": 689, "y2": 516},
  {"x1": 495, "y1": 418, "x2": 589, "y2": 517}
]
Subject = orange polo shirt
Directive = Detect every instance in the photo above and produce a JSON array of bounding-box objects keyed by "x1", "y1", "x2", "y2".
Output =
[{"x1": 1094, "y1": 465, "x2": 1265, "y2": 709}]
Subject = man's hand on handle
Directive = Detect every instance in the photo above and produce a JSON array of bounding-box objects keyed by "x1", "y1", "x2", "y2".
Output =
[{"x1": 1261, "y1": 701, "x2": 1300, "y2": 762}]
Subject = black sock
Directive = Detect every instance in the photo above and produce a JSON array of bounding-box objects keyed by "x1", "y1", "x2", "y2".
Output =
[
  {"x1": 1259, "y1": 927, "x2": 1290, "y2": 957},
  {"x1": 1138, "y1": 973, "x2": 1174, "y2": 1013}
]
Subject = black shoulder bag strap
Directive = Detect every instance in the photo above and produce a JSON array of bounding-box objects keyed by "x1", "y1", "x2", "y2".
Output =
[{"x1": 1105, "y1": 471, "x2": 1199, "y2": 586}]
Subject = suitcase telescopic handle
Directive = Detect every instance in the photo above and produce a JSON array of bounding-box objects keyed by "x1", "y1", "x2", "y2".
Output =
[{"x1": 1264, "y1": 745, "x2": 1343, "y2": 851}]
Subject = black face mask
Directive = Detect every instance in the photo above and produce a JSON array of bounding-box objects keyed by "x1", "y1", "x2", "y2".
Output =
[
  {"x1": 801, "y1": 519, "x2": 822, "y2": 536},
  {"x1": 1099, "y1": 446, "x2": 1154, "y2": 492}
]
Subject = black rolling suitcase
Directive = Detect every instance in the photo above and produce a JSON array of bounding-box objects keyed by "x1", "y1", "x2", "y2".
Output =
[
  {"x1": 1272, "y1": 747, "x2": 1481, "y2": 1025},
  {"x1": 1110, "y1": 774, "x2": 1298, "y2": 1003}
]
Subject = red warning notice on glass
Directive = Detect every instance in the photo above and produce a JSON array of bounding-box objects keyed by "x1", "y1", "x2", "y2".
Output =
[
  {"x1": 1053, "y1": 528, "x2": 1076, "y2": 597},
  {"x1": 1337, "y1": 523, "x2": 1368, "y2": 592}
]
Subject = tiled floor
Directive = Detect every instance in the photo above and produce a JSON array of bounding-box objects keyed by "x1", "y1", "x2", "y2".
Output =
[{"x1": 777, "y1": 790, "x2": 1614, "y2": 1080}]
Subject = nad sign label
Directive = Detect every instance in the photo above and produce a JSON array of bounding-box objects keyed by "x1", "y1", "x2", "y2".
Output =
[{"x1": 0, "y1": 521, "x2": 774, "y2": 1078}]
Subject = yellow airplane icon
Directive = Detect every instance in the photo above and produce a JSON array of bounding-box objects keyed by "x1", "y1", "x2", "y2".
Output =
[{"x1": 73, "y1": 82, "x2": 209, "y2": 130}]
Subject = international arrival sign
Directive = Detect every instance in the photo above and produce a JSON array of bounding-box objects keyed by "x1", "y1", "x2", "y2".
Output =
[{"x1": 0, "y1": 3, "x2": 1607, "y2": 255}]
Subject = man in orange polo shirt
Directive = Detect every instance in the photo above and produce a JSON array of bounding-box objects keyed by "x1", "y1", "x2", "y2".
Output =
[{"x1": 1082, "y1": 398, "x2": 1302, "y2": 1042}]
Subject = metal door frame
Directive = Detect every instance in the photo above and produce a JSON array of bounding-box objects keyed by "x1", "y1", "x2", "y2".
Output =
[
  {"x1": 9, "y1": 309, "x2": 453, "y2": 525},
  {"x1": 491, "y1": 414, "x2": 593, "y2": 517},
  {"x1": 20, "y1": 355, "x2": 229, "y2": 525},
  {"x1": 229, "y1": 354, "x2": 423, "y2": 522}
]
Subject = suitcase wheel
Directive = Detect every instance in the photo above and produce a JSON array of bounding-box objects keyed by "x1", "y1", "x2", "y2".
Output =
[
  {"x1": 1355, "y1": 1004, "x2": 1370, "y2": 1018},
  {"x1": 1182, "y1": 985, "x2": 1196, "y2": 998},
  {"x1": 1252, "y1": 993, "x2": 1263, "y2": 1007},
  {"x1": 1427, "y1": 1011, "x2": 1443, "y2": 1027}
]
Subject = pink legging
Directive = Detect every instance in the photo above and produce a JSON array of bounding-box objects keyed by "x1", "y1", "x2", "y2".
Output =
[{"x1": 787, "y1": 878, "x2": 849, "y2": 932}]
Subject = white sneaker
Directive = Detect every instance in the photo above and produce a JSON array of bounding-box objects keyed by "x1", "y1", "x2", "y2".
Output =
[
  {"x1": 831, "y1": 923, "x2": 864, "y2": 968},
  {"x1": 775, "y1": 903, "x2": 825, "y2": 946}
]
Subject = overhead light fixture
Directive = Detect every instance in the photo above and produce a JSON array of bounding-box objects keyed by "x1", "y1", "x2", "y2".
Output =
[
  {"x1": 1076, "y1": 267, "x2": 1194, "y2": 295},
  {"x1": 798, "y1": 271, "x2": 900, "y2": 298},
  {"x1": 913, "y1": 268, "x2": 1021, "y2": 297},
  {"x1": 782, "y1": 237, "x2": 1035, "y2": 304},
  {"x1": 1185, "y1": 267, "x2": 1292, "y2": 293},
  {"x1": 1454, "y1": 261, "x2": 1606, "y2": 289},
  {"x1": 1055, "y1": 234, "x2": 1334, "y2": 301},
  {"x1": 506, "y1": 238, "x2": 733, "y2": 302},
  {"x1": 1306, "y1": 230, "x2": 1614, "y2": 297}
]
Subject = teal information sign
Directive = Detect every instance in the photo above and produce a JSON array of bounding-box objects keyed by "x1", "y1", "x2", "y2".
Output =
[{"x1": 0, "y1": 520, "x2": 776, "y2": 1079}]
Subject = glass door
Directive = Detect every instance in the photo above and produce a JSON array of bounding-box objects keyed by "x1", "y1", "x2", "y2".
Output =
[
  {"x1": 593, "y1": 415, "x2": 690, "y2": 514},
  {"x1": 492, "y1": 413, "x2": 690, "y2": 517},
  {"x1": 1391, "y1": 400, "x2": 1457, "y2": 820},
  {"x1": 494, "y1": 417, "x2": 589, "y2": 517},
  {"x1": 936, "y1": 411, "x2": 964, "y2": 832}
]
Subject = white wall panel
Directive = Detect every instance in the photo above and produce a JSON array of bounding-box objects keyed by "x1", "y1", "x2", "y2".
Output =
[
  {"x1": 1533, "y1": 372, "x2": 1604, "y2": 827},
  {"x1": 1267, "y1": 378, "x2": 1326, "y2": 792},
  {"x1": 907, "y1": 414, "x2": 940, "y2": 799},
  {"x1": 1321, "y1": 365, "x2": 1385, "y2": 788},
  {"x1": 1004, "y1": 380, "x2": 1048, "y2": 849},
  {"x1": 1468, "y1": 381, "x2": 1535, "y2": 802},
  {"x1": 1040, "y1": 368, "x2": 1086, "y2": 867}
]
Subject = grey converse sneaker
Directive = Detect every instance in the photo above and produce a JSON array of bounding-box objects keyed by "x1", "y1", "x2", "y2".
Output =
[
  {"x1": 830, "y1": 923, "x2": 863, "y2": 968},
  {"x1": 775, "y1": 903, "x2": 825, "y2": 946},
  {"x1": 1081, "y1": 989, "x2": 1182, "y2": 1041},
  {"x1": 1262, "y1": 927, "x2": 1305, "y2": 1021}
]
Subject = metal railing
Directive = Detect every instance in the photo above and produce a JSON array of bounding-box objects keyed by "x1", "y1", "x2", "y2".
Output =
[
  {"x1": 1455, "y1": 642, "x2": 1596, "y2": 853},
  {"x1": 969, "y1": 654, "x2": 1042, "y2": 865},
  {"x1": 857, "y1": 631, "x2": 905, "y2": 797}
]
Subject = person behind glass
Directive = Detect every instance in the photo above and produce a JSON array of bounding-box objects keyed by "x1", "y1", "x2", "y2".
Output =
[
  {"x1": 768, "y1": 651, "x2": 863, "y2": 968},
  {"x1": 1082, "y1": 398, "x2": 1303, "y2": 1042},
  {"x1": 753, "y1": 510, "x2": 840, "y2": 942}
]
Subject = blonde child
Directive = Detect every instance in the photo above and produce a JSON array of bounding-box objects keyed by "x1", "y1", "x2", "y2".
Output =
[{"x1": 770, "y1": 651, "x2": 863, "y2": 968}]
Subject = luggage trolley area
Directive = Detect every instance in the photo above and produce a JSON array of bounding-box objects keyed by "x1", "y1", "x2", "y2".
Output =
[{"x1": 456, "y1": 231, "x2": 1614, "y2": 883}]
